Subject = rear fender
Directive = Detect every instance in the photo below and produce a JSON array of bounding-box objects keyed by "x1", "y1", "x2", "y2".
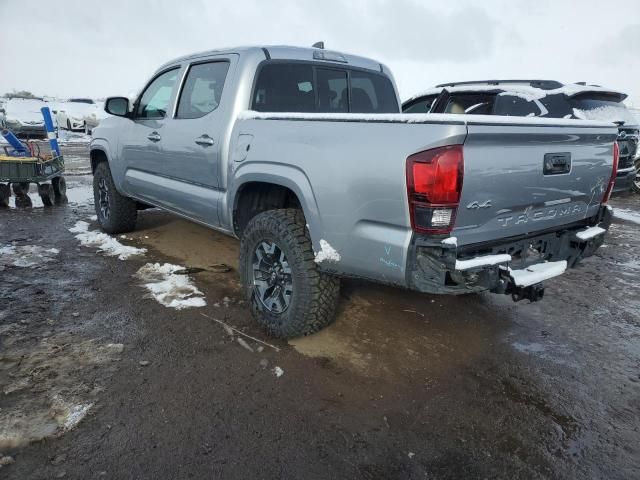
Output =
[{"x1": 226, "y1": 163, "x2": 323, "y2": 248}]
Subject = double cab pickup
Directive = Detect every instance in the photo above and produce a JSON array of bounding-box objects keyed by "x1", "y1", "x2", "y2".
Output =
[{"x1": 91, "y1": 45, "x2": 618, "y2": 337}]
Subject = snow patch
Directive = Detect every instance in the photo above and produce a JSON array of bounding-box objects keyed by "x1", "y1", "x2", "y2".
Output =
[
  {"x1": 51, "y1": 396, "x2": 93, "y2": 431},
  {"x1": 0, "y1": 244, "x2": 59, "y2": 268},
  {"x1": 135, "y1": 263, "x2": 206, "y2": 310},
  {"x1": 455, "y1": 254, "x2": 511, "y2": 271},
  {"x1": 614, "y1": 208, "x2": 640, "y2": 225},
  {"x1": 69, "y1": 220, "x2": 146, "y2": 260},
  {"x1": 273, "y1": 366, "x2": 284, "y2": 378},
  {"x1": 508, "y1": 260, "x2": 567, "y2": 287},
  {"x1": 314, "y1": 239, "x2": 341, "y2": 263},
  {"x1": 441, "y1": 237, "x2": 457, "y2": 246}
]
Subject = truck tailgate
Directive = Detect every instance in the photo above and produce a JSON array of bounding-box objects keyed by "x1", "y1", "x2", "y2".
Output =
[{"x1": 453, "y1": 121, "x2": 618, "y2": 246}]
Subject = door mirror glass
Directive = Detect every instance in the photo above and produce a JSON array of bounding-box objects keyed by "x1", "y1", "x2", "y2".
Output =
[{"x1": 105, "y1": 97, "x2": 130, "y2": 117}]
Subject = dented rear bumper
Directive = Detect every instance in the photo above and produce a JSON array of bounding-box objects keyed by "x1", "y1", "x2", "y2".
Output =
[{"x1": 407, "y1": 205, "x2": 612, "y2": 295}]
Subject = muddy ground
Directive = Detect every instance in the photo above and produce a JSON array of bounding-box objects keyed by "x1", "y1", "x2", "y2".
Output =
[{"x1": 0, "y1": 143, "x2": 639, "y2": 479}]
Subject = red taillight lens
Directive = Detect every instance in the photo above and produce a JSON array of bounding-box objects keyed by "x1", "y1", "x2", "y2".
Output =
[
  {"x1": 406, "y1": 145, "x2": 464, "y2": 234},
  {"x1": 602, "y1": 141, "x2": 619, "y2": 204}
]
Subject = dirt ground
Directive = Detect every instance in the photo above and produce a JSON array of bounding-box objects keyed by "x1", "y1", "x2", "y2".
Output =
[{"x1": 1, "y1": 143, "x2": 639, "y2": 479}]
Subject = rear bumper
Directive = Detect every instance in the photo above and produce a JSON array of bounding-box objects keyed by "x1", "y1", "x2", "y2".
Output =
[
  {"x1": 612, "y1": 166, "x2": 635, "y2": 193},
  {"x1": 407, "y1": 205, "x2": 612, "y2": 295}
]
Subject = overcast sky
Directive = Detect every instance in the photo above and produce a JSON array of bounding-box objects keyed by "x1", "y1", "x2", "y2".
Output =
[{"x1": 1, "y1": 0, "x2": 639, "y2": 105}]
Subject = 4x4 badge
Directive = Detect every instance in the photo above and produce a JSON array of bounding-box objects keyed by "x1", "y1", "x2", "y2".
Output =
[{"x1": 467, "y1": 200, "x2": 492, "y2": 209}]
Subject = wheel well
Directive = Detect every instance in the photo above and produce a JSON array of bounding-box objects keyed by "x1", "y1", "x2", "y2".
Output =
[
  {"x1": 90, "y1": 149, "x2": 108, "y2": 173},
  {"x1": 234, "y1": 182, "x2": 302, "y2": 235}
]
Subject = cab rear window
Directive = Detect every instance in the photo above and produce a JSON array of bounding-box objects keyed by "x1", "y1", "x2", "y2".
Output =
[{"x1": 252, "y1": 62, "x2": 399, "y2": 114}]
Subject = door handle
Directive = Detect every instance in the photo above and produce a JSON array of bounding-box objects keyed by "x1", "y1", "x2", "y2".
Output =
[
  {"x1": 147, "y1": 132, "x2": 161, "y2": 142},
  {"x1": 195, "y1": 135, "x2": 214, "y2": 147}
]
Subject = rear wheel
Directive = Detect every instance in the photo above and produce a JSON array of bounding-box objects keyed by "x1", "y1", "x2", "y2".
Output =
[
  {"x1": 52, "y1": 176, "x2": 68, "y2": 204},
  {"x1": 93, "y1": 161, "x2": 137, "y2": 234},
  {"x1": 38, "y1": 183, "x2": 54, "y2": 206},
  {"x1": 239, "y1": 209, "x2": 340, "y2": 338},
  {"x1": 632, "y1": 159, "x2": 640, "y2": 194}
]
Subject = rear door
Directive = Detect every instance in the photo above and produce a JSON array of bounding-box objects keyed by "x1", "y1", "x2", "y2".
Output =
[
  {"x1": 453, "y1": 121, "x2": 618, "y2": 246},
  {"x1": 153, "y1": 57, "x2": 233, "y2": 226}
]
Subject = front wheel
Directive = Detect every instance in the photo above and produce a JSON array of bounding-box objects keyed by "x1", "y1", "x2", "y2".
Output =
[
  {"x1": 93, "y1": 161, "x2": 137, "y2": 234},
  {"x1": 239, "y1": 209, "x2": 340, "y2": 338},
  {"x1": 632, "y1": 159, "x2": 640, "y2": 194}
]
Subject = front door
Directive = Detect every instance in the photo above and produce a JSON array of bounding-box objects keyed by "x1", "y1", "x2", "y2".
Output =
[{"x1": 120, "y1": 67, "x2": 181, "y2": 202}]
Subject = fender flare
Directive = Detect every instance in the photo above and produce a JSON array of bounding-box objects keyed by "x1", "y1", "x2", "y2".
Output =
[{"x1": 226, "y1": 162, "x2": 324, "y2": 247}]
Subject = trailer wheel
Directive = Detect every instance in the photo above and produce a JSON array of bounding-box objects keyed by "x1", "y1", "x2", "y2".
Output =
[
  {"x1": 12, "y1": 182, "x2": 29, "y2": 196},
  {"x1": 0, "y1": 184, "x2": 10, "y2": 208},
  {"x1": 38, "y1": 184, "x2": 54, "y2": 207},
  {"x1": 15, "y1": 193, "x2": 32, "y2": 208},
  {"x1": 239, "y1": 209, "x2": 340, "y2": 338},
  {"x1": 93, "y1": 161, "x2": 137, "y2": 234},
  {"x1": 52, "y1": 176, "x2": 68, "y2": 204}
]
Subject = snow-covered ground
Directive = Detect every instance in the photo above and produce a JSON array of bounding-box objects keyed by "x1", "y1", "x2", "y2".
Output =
[
  {"x1": 69, "y1": 220, "x2": 146, "y2": 260},
  {"x1": 135, "y1": 263, "x2": 207, "y2": 309},
  {"x1": 614, "y1": 208, "x2": 640, "y2": 225}
]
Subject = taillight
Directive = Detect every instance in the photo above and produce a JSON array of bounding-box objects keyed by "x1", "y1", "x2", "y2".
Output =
[
  {"x1": 602, "y1": 142, "x2": 619, "y2": 204},
  {"x1": 406, "y1": 145, "x2": 464, "y2": 234}
]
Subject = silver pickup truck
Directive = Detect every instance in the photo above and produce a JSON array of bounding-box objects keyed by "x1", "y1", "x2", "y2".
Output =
[{"x1": 91, "y1": 45, "x2": 618, "y2": 338}]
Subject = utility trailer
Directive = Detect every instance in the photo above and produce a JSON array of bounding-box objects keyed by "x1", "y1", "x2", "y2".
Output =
[
  {"x1": 0, "y1": 106, "x2": 67, "y2": 208},
  {"x1": 0, "y1": 150, "x2": 67, "y2": 207}
]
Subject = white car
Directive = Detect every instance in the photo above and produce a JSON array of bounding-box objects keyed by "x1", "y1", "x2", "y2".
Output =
[
  {"x1": 1, "y1": 97, "x2": 48, "y2": 138},
  {"x1": 55, "y1": 98, "x2": 98, "y2": 131}
]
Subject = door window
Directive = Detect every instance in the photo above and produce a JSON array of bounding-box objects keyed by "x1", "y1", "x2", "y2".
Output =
[
  {"x1": 403, "y1": 95, "x2": 437, "y2": 113},
  {"x1": 350, "y1": 71, "x2": 398, "y2": 113},
  {"x1": 136, "y1": 68, "x2": 180, "y2": 119},
  {"x1": 176, "y1": 61, "x2": 230, "y2": 119}
]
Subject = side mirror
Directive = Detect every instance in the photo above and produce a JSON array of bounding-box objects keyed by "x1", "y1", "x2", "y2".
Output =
[{"x1": 105, "y1": 97, "x2": 131, "y2": 117}]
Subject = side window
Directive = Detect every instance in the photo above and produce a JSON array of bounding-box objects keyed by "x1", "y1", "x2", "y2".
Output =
[
  {"x1": 493, "y1": 94, "x2": 541, "y2": 117},
  {"x1": 176, "y1": 61, "x2": 230, "y2": 119},
  {"x1": 403, "y1": 96, "x2": 436, "y2": 113},
  {"x1": 350, "y1": 71, "x2": 398, "y2": 113},
  {"x1": 136, "y1": 68, "x2": 180, "y2": 119},
  {"x1": 445, "y1": 93, "x2": 495, "y2": 115},
  {"x1": 252, "y1": 64, "x2": 315, "y2": 112},
  {"x1": 316, "y1": 68, "x2": 348, "y2": 113}
]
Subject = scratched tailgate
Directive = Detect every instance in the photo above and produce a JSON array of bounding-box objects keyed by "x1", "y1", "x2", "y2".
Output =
[{"x1": 453, "y1": 119, "x2": 618, "y2": 246}]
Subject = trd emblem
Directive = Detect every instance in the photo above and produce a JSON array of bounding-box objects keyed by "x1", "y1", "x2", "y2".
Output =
[{"x1": 466, "y1": 200, "x2": 492, "y2": 209}]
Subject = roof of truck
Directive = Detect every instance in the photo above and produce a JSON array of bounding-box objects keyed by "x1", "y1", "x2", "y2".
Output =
[
  {"x1": 404, "y1": 81, "x2": 627, "y2": 104},
  {"x1": 159, "y1": 45, "x2": 385, "y2": 74}
]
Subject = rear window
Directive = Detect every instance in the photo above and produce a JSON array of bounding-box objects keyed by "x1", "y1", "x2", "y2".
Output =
[
  {"x1": 571, "y1": 97, "x2": 637, "y2": 124},
  {"x1": 252, "y1": 62, "x2": 399, "y2": 114}
]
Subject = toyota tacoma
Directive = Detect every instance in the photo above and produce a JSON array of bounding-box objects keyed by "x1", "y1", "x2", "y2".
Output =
[{"x1": 90, "y1": 46, "x2": 618, "y2": 337}]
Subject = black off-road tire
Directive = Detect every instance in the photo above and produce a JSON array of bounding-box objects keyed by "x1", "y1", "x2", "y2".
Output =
[
  {"x1": 0, "y1": 184, "x2": 10, "y2": 207},
  {"x1": 93, "y1": 161, "x2": 137, "y2": 234},
  {"x1": 38, "y1": 183, "x2": 54, "y2": 207},
  {"x1": 239, "y1": 209, "x2": 340, "y2": 338},
  {"x1": 52, "y1": 176, "x2": 68, "y2": 204},
  {"x1": 632, "y1": 159, "x2": 640, "y2": 195}
]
